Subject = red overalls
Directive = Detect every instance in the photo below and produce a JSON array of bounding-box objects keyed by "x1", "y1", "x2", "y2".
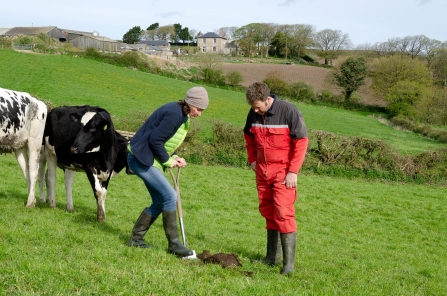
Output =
[{"x1": 244, "y1": 97, "x2": 308, "y2": 233}]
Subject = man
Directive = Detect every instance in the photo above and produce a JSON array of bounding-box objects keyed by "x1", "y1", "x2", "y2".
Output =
[{"x1": 243, "y1": 82, "x2": 308, "y2": 274}]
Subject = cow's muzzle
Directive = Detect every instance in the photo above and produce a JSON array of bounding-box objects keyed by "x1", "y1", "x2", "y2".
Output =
[{"x1": 70, "y1": 147, "x2": 79, "y2": 154}]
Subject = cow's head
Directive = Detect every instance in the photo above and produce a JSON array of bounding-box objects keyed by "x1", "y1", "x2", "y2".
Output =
[
  {"x1": 69, "y1": 111, "x2": 112, "y2": 154},
  {"x1": 113, "y1": 131, "x2": 133, "y2": 175}
]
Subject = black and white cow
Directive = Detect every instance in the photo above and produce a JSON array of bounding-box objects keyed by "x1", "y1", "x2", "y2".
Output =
[
  {"x1": 0, "y1": 87, "x2": 47, "y2": 207},
  {"x1": 41, "y1": 105, "x2": 129, "y2": 222}
]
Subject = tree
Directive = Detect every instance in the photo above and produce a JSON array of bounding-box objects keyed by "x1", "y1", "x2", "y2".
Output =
[
  {"x1": 123, "y1": 26, "x2": 142, "y2": 44},
  {"x1": 178, "y1": 27, "x2": 192, "y2": 44},
  {"x1": 333, "y1": 57, "x2": 368, "y2": 102},
  {"x1": 371, "y1": 55, "x2": 433, "y2": 100},
  {"x1": 234, "y1": 23, "x2": 262, "y2": 58},
  {"x1": 386, "y1": 81, "x2": 425, "y2": 117},
  {"x1": 144, "y1": 23, "x2": 159, "y2": 40},
  {"x1": 288, "y1": 24, "x2": 314, "y2": 59},
  {"x1": 430, "y1": 47, "x2": 447, "y2": 123},
  {"x1": 312, "y1": 29, "x2": 352, "y2": 65},
  {"x1": 156, "y1": 25, "x2": 175, "y2": 41}
]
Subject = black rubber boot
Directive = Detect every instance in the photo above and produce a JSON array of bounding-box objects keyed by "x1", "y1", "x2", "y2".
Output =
[
  {"x1": 127, "y1": 208, "x2": 156, "y2": 248},
  {"x1": 162, "y1": 210, "x2": 193, "y2": 257},
  {"x1": 262, "y1": 230, "x2": 283, "y2": 265},
  {"x1": 280, "y1": 232, "x2": 296, "y2": 274}
]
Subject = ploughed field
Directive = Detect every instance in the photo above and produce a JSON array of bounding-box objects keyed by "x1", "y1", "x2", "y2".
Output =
[{"x1": 221, "y1": 63, "x2": 381, "y2": 106}]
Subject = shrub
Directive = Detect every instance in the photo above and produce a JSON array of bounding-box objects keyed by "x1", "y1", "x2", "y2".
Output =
[
  {"x1": 289, "y1": 82, "x2": 315, "y2": 102},
  {"x1": 263, "y1": 71, "x2": 290, "y2": 97},
  {"x1": 225, "y1": 71, "x2": 244, "y2": 87},
  {"x1": 201, "y1": 67, "x2": 225, "y2": 86}
]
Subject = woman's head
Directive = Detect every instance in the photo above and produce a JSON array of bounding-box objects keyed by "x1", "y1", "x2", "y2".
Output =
[{"x1": 184, "y1": 86, "x2": 208, "y2": 118}]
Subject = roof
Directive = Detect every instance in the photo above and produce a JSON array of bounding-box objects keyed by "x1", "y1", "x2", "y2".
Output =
[
  {"x1": 0, "y1": 28, "x2": 12, "y2": 35},
  {"x1": 139, "y1": 40, "x2": 169, "y2": 46},
  {"x1": 3, "y1": 26, "x2": 57, "y2": 36},
  {"x1": 199, "y1": 32, "x2": 227, "y2": 39}
]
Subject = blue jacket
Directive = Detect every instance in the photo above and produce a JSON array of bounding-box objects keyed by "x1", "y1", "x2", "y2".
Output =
[{"x1": 129, "y1": 102, "x2": 189, "y2": 167}]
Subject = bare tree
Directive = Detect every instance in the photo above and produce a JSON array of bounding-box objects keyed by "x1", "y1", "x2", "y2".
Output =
[
  {"x1": 156, "y1": 25, "x2": 175, "y2": 41},
  {"x1": 422, "y1": 38, "x2": 442, "y2": 67},
  {"x1": 288, "y1": 24, "x2": 314, "y2": 59},
  {"x1": 312, "y1": 29, "x2": 352, "y2": 65},
  {"x1": 258, "y1": 23, "x2": 278, "y2": 59}
]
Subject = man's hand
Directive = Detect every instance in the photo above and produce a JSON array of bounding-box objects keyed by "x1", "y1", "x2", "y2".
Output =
[
  {"x1": 250, "y1": 161, "x2": 256, "y2": 171},
  {"x1": 282, "y1": 172, "x2": 297, "y2": 188}
]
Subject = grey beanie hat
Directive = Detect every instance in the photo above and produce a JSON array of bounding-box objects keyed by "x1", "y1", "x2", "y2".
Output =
[{"x1": 185, "y1": 86, "x2": 209, "y2": 109}]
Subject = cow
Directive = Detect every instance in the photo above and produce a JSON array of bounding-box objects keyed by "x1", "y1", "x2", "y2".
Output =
[
  {"x1": 0, "y1": 87, "x2": 47, "y2": 208},
  {"x1": 40, "y1": 105, "x2": 129, "y2": 222}
]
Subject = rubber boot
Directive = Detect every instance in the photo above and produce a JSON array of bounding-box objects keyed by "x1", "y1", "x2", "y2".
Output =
[
  {"x1": 262, "y1": 230, "x2": 283, "y2": 265},
  {"x1": 127, "y1": 208, "x2": 156, "y2": 248},
  {"x1": 280, "y1": 232, "x2": 296, "y2": 274},
  {"x1": 162, "y1": 210, "x2": 193, "y2": 257}
]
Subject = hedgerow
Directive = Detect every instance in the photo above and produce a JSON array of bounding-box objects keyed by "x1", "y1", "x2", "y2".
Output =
[{"x1": 181, "y1": 121, "x2": 447, "y2": 185}]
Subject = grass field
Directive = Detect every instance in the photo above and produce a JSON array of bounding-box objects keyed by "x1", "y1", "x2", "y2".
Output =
[
  {"x1": 0, "y1": 153, "x2": 446, "y2": 295},
  {"x1": 0, "y1": 50, "x2": 443, "y2": 154},
  {"x1": 1, "y1": 49, "x2": 447, "y2": 295}
]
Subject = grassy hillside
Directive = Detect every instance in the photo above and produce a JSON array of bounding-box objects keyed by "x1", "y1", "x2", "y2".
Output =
[{"x1": 0, "y1": 49, "x2": 444, "y2": 154}]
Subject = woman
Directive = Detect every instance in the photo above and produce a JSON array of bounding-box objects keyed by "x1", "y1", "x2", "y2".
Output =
[{"x1": 127, "y1": 86, "x2": 208, "y2": 257}]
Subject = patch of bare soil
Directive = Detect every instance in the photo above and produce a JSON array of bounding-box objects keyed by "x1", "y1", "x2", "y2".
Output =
[
  {"x1": 196, "y1": 250, "x2": 242, "y2": 268},
  {"x1": 221, "y1": 63, "x2": 384, "y2": 107}
]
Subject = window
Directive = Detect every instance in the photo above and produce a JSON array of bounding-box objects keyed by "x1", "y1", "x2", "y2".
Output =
[
  {"x1": 203, "y1": 38, "x2": 206, "y2": 43},
  {"x1": 213, "y1": 47, "x2": 216, "y2": 52},
  {"x1": 202, "y1": 46, "x2": 206, "y2": 53},
  {"x1": 213, "y1": 38, "x2": 216, "y2": 43}
]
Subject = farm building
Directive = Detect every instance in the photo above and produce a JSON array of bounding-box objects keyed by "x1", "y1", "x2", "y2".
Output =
[
  {"x1": 197, "y1": 32, "x2": 230, "y2": 54},
  {"x1": 0, "y1": 26, "x2": 67, "y2": 41},
  {"x1": 121, "y1": 40, "x2": 173, "y2": 59}
]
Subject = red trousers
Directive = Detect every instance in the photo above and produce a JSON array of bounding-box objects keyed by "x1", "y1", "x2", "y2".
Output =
[{"x1": 256, "y1": 162, "x2": 297, "y2": 233}]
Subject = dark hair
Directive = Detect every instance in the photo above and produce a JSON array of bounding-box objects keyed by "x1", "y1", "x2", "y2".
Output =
[
  {"x1": 178, "y1": 100, "x2": 190, "y2": 115},
  {"x1": 246, "y1": 82, "x2": 270, "y2": 104}
]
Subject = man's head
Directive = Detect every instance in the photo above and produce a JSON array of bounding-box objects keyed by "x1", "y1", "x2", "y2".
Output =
[{"x1": 246, "y1": 82, "x2": 273, "y2": 115}]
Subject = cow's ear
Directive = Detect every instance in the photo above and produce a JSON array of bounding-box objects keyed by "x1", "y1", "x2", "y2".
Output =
[{"x1": 70, "y1": 112, "x2": 82, "y2": 123}]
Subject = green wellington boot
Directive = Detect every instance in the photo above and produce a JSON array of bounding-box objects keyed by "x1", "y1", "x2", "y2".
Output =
[
  {"x1": 162, "y1": 210, "x2": 193, "y2": 257},
  {"x1": 280, "y1": 232, "x2": 297, "y2": 274},
  {"x1": 262, "y1": 230, "x2": 283, "y2": 265},
  {"x1": 127, "y1": 208, "x2": 156, "y2": 248}
]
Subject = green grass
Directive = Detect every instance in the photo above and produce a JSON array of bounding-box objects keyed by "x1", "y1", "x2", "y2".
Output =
[
  {"x1": 0, "y1": 153, "x2": 446, "y2": 295},
  {"x1": 1, "y1": 49, "x2": 447, "y2": 295},
  {"x1": 0, "y1": 49, "x2": 444, "y2": 154}
]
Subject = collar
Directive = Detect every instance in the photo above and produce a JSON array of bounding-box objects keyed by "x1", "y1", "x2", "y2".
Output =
[{"x1": 267, "y1": 94, "x2": 278, "y2": 115}]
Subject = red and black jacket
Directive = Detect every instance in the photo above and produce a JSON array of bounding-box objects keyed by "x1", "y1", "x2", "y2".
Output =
[{"x1": 243, "y1": 95, "x2": 308, "y2": 173}]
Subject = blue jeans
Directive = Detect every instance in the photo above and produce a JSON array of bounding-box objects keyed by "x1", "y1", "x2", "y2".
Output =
[{"x1": 127, "y1": 154, "x2": 177, "y2": 217}]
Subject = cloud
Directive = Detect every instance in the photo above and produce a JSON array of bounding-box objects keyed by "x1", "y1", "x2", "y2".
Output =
[
  {"x1": 279, "y1": 0, "x2": 296, "y2": 6},
  {"x1": 419, "y1": 0, "x2": 431, "y2": 5}
]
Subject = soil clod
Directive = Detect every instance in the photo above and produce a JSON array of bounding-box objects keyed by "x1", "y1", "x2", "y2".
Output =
[{"x1": 196, "y1": 250, "x2": 242, "y2": 268}]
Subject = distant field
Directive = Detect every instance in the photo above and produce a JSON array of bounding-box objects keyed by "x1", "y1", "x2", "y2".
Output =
[{"x1": 221, "y1": 63, "x2": 379, "y2": 106}]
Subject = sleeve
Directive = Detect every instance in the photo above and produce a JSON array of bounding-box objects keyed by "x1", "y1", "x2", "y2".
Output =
[
  {"x1": 148, "y1": 111, "x2": 182, "y2": 164},
  {"x1": 288, "y1": 106, "x2": 308, "y2": 173},
  {"x1": 288, "y1": 137, "x2": 308, "y2": 173},
  {"x1": 243, "y1": 112, "x2": 257, "y2": 164}
]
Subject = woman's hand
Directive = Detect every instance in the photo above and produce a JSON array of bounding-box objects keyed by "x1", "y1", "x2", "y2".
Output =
[{"x1": 172, "y1": 157, "x2": 187, "y2": 168}]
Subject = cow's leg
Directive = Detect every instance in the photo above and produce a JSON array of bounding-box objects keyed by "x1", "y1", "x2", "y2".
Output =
[
  {"x1": 64, "y1": 169, "x2": 76, "y2": 211},
  {"x1": 44, "y1": 142, "x2": 57, "y2": 208},
  {"x1": 14, "y1": 147, "x2": 36, "y2": 208},
  {"x1": 38, "y1": 147, "x2": 46, "y2": 203},
  {"x1": 26, "y1": 140, "x2": 41, "y2": 208},
  {"x1": 86, "y1": 172, "x2": 108, "y2": 222}
]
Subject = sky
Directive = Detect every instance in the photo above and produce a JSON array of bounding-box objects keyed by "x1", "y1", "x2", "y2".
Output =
[{"x1": 1, "y1": 0, "x2": 446, "y2": 46}]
